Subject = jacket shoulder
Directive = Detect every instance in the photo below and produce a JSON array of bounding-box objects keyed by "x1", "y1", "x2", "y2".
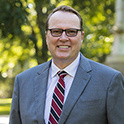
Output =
[
  {"x1": 17, "y1": 60, "x2": 51, "y2": 78},
  {"x1": 88, "y1": 59, "x2": 120, "y2": 76}
]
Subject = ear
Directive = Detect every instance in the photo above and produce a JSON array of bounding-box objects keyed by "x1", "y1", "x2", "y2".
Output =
[{"x1": 81, "y1": 31, "x2": 84, "y2": 43}]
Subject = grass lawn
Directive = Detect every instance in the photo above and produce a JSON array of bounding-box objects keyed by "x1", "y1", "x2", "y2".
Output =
[{"x1": 0, "y1": 98, "x2": 11, "y2": 115}]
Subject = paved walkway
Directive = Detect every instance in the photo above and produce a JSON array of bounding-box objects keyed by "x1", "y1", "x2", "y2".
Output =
[{"x1": 0, "y1": 115, "x2": 9, "y2": 124}]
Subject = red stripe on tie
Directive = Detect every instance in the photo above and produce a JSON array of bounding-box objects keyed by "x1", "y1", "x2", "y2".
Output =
[
  {"x1": 52, "y1": 99, "x2": 61, "y2": 116},
  {"x1": 54, "y1": 86, "x2": 64, "y2": 103},
  {"x1": 58, "y1": 78, "x2": 65, "y2": 89},
  {"x1": 49, "y1": 113, "x2": 58, "y2": 124}
]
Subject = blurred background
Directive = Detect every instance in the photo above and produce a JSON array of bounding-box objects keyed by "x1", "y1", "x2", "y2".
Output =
[{"x1": 0, "y1": 0, "x2": 124, "y2": 99}]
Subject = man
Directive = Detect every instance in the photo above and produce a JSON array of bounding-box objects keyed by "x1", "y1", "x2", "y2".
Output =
[{"x1": 9, "y1": 5, "x2": 124, "y2": 124}]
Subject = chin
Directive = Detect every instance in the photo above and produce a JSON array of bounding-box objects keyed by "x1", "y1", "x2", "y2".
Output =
[{"x1": 57, "y1": 56, "x2": 69, "y2": 60}]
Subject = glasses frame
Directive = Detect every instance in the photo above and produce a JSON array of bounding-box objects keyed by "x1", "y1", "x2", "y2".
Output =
[{"x1": 48, "y1": 28, "x2": 83, "y2": 37}]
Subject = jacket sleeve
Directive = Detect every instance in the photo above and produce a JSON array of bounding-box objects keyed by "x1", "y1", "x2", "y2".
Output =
[
  {"x1": 9, "y1": 76, "x2": 21, "y2": 124},
  {"x1": 107, "y1": 72, "x2": 124, "y2": 124}
]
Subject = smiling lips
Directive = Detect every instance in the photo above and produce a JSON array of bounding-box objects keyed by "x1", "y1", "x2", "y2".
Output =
[{"x1": 57, "y1": 45, "x2": 70, "y2": 49}]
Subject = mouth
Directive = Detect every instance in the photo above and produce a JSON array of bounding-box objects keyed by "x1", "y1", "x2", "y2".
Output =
[{"x1": 57, "y1": 46, "x2": 70, "y2": 49}]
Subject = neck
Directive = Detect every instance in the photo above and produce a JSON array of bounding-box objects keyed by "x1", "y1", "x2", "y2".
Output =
[
  {"x1": 53, "y1": 61, "x2": 71, "y2": 69},
  {"x1": 53, "y1": 56, "x2": 79, "y2": 69}
]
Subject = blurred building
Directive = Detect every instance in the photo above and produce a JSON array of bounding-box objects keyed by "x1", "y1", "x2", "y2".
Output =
[{"x1": 106, "y1": 0, "x2": 124, "y2": 75}]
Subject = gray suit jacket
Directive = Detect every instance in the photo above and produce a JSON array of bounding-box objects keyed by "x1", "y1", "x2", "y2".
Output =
[{"x1": 9, "y1": 53, "x2": 124, "y2": 124}]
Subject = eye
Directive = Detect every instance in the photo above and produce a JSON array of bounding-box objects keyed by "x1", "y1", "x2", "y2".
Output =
[
  {"x1": 69, "y1": 30, "x2": 76, "y2": 33},
  {"x1": 52, "y1": 29, "x2": 62, "y2": 34},
  {"x1": 67, "y1": 29, "x2": 77, "y2": 35}
]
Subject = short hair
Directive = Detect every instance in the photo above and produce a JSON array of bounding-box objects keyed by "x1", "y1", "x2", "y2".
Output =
[{"x1": 45, "y1": 5, "x2": 83, "y2": 31}]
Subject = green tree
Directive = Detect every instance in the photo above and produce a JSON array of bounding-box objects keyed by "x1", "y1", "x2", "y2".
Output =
[
  {"x1": 70, "y1": 0, "x2": 115, "y2": 62},
  {"x1": 0, "y1": 0, "x2": 115, "y2": 97}
]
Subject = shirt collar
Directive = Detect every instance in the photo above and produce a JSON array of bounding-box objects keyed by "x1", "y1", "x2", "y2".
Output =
[
  {"x1": 51, "y1": 52, "x2": 80, "y2": 77},
  {"x1": 51, "y1": 61, "x2": 60, "y2": 77}
]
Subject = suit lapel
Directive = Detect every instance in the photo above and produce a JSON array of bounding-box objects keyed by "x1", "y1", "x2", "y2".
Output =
[
  {"x1": 59, "y1": 54, "x2": 92, "y2": 124},
  {"x1": 34, "y1": 61, "x2": 51, "y2": 124}
]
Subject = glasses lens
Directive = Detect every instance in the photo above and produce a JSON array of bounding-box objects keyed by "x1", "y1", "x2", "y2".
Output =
[
  {"x1": 49, "y1": 28, "x2": 80, "y2": 37},
  {"x1": 66, "y1": 29, "x2": 77, "y2": 37},
  {"x1": 51, "y1": 29, "x2": 62, "y2": 36}
]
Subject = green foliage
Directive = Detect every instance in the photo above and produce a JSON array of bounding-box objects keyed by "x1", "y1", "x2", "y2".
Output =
[
  {"x1": 71, "y1": 0, "x2": 115, "y2": 62},
  {"x1": 0, "y1": 98, "x2": 11, "y2": 115},
  {"x1": 0, "y1": 0, "x2": 28, "y2": 38},
  {"x1": 0, "y1": 0, "x2": 115, "y2": 98}
]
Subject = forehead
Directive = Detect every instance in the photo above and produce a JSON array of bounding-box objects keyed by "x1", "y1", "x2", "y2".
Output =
[{"x1": 49, "y1": 11, "x2": 80, "y2": 28}]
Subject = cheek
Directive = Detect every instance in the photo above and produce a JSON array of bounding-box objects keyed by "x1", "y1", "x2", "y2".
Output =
[
  {"x1": 77, "y1": 36, "x2": 83, "y2": 47},
  {"x1": 47, "y1": 35, "x2": 58, "y2": 44},
  {"x1": 72, "y1": 38, "x2": 82, "y2": 48},
  {"x1": 46, "y1": 38, "x2": 58, "y2": 50}
]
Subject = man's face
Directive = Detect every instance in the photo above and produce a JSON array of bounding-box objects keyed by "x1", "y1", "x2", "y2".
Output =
[{"x1": 46, "y1": 11, "x2": 84, "y2": 68}]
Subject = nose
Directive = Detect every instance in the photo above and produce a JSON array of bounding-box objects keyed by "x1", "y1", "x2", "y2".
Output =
[{"x1": 59, "y1": 31, "x2": 69, "y2": 41}]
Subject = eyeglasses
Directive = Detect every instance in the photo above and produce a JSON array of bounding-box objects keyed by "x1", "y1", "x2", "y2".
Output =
[{"x1": 48, "y1": 28, "x2": 83, "y2": 37}]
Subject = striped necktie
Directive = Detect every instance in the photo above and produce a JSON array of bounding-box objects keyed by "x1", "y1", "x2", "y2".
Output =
[{"x1": 48, "y1": 71, "x2": 67, "y2": 124}]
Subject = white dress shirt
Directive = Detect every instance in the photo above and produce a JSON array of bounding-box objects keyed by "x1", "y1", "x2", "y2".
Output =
[{"x1": 44, "y1": 53, "x2": 80, "y2": 124}]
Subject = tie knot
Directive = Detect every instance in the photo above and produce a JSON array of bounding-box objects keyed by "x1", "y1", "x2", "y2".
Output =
[{"x1": 58, "y1": 71, "x2": 67, "y2": 78}]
